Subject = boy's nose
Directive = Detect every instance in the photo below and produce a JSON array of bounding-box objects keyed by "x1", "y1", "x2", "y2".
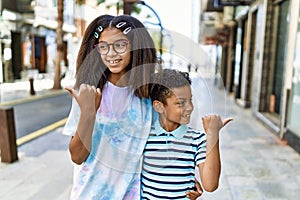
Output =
[{"x1": 186, "y1": 101, "x2": 194, "y2": 111}]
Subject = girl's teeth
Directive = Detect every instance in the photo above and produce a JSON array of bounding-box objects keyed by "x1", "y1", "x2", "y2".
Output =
[{"x1": 109, "y1": 60, "x2": 120, "y2": 64}]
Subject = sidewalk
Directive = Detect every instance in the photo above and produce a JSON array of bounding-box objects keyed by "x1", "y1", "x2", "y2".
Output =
[
  {"x1": 0, "y1": 78, "x2": 74, "y2": 200},
  {"x1": 199, "y1": 84, "x2": 300, "y2": 199},
  {"x1": 0, "y1": 127, "x2": 73, "y2": 200},
  {"x1": 0, "y1": 78, "x2": 74, "y2": 106},
  {"x1": 1, "y1": 77, "x2": 300, "y2": 200}
]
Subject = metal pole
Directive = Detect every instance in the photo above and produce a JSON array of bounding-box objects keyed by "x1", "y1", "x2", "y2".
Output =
[{"x1": 137, "y1": 1, "x2": 163, "y2": 63}]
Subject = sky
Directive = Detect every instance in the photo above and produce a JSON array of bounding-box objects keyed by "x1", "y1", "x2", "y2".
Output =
[
  {"x1": 136, "y1": 0, "x2": 201, "y2": 43},
  {"x1": 131, "y1": 0, "x2": 213, "y2": 71}
]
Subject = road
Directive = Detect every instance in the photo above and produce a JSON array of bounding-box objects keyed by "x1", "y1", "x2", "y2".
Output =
[{"x1": 13, "y1": 93, "x2": 72, "y2": 138}]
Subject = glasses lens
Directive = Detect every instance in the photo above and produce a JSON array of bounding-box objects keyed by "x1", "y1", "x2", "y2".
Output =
[
  {"x1": 96, "y1": 40, "x2": 128, "y2": 55},
  {"x1": 97, "y1": 42, "x2": 109, "y2": 55},
  {"x1": 113, "y1": 40, "x2": 128, "y2": 53}
]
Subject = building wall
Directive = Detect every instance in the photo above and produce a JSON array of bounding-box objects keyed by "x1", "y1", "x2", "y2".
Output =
[{"x1": 226, "y1": 0, "x2": 300, "y2": 152}]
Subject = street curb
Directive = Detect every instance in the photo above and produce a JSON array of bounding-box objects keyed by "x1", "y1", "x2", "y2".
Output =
[
  {"x1": 0, "y1": 90, "x2": 68, "y2": 106},
  {"x1": 16, "y1": 118, "x2": 68, "y2": 146}
]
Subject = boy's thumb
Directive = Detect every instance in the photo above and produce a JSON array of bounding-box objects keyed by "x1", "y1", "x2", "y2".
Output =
[{"x1": 223, "y1": 117, "x2": 233, "y2": 127}]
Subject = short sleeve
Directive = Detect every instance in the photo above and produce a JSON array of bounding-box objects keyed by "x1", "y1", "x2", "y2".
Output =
[
  {"x1": 62, "y1": 98, "x2": 80, "y2": 136},
  {"x1": 195, "y1": 132, "x2": 207, "y2": 166}
]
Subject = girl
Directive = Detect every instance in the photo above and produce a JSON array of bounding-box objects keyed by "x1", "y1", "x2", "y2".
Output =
[{"x1": 63, "y1": 14, "x2": 156, "y2": 199}]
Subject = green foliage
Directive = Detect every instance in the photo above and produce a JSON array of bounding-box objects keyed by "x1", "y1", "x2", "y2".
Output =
[
  {"x1": 148, "y1": 30, "x2": 164, "y2": 53},
  {"x1": 131, "y1": 4, "x2": 142, "y2": 14},
  {"x1": 77, "y1": 0, "x2": 84, "y2": 5},
  {"x1": 96, "y1": 0, "x2": 142, "y2": 15},
  {"x1": 97, "y1": 0, "x2": 106, "y2": 5}
]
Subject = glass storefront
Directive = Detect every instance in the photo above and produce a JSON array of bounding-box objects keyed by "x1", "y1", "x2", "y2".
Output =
[
  {"x1": 287, "y1": 28, "x2": 300, "y2": 135},
  {"x1": 272, "y1": 0, "x2": 289, "y2": 115}
]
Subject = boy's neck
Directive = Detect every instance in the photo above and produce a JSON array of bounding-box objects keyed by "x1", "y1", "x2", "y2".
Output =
[{"x1": 159, "y1": 117, "x2": 180, "y2": 132}]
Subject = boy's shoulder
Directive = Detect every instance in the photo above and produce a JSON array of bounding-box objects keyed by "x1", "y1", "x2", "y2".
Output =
[
  {"x1": 187, "y1": 126, "x2": 206, "y2": 137},
  {"x1": 187, "y1": 126, "x2": 204, "y2": 133}
]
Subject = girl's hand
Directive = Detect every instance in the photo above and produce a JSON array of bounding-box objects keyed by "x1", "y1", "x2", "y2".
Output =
[
  {"x1": 65, "y1": 84, "x2": 102, "y2": 113},
  {"x1": 186, "y1": 179, "x2": 203, "y2": 200}
]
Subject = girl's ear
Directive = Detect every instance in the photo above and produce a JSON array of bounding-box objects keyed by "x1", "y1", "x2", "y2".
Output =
[{"x1": 153, "y1": 100, "x2": 164, "y2": 113}]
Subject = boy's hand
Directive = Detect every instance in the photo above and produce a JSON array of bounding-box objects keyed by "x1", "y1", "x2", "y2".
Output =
[
  {"x1": 186, "y1": 179, "x2": 203, "y2": 200},
  {"x1": 202, "y1": 115, "x2": 233, "y2": 135}
]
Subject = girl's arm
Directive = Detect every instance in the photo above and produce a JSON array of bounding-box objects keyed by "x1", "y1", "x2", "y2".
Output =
[
  {"x1": 65, "y1": 84, "x2": 102, "y2": 165},
  {"x1": 198, "y1": 115, "x2": 232, "y2": 192},
  {"x1": 68, "y1": 113, "x2": 96, "y2": 164}
]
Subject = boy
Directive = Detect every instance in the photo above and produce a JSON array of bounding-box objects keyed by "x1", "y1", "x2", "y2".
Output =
[{"x1": 141, "y1": 69, "x2": 232, "y2": 199}]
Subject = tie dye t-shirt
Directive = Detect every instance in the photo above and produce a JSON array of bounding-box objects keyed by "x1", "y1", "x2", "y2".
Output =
[{"x1": 63, "y1": 82, "x2": 153, "y2": 200}]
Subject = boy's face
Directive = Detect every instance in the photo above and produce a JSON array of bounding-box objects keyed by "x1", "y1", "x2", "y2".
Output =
[{"x1": 155, "y1": 85, "x2": 194, "y2": 131}]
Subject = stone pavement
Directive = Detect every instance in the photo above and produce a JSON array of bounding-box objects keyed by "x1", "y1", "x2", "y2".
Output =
[
  {"x1": 0, "y1": 127, "x2": 73, "y2": 200},
  {"x1": 0, "y1": 78, "x2": 74, "y2": 200},
  {"x1": 1, "y1": 77, "x2": 300, "y2": 200},
  {"x1": 199, "y1": 88, "x2": 300, "y2": 200}
]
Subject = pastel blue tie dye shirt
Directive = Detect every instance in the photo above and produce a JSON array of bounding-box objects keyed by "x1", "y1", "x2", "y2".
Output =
[{"x1": 63, "y1": 82, "x2": 153, "y2": 199}]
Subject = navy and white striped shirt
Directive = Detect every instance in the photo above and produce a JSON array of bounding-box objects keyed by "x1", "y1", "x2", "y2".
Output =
[{"x1": 141, "y1": 120, "x2": 207, "y2": 200}]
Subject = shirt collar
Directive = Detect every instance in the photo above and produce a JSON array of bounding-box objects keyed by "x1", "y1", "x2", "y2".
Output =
[{"x1": 154, "y1": 120, "x2": 187, "y2": 139}]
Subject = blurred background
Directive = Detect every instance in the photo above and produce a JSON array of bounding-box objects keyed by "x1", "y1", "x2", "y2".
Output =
[
  {"x1": 1, "y1": 1, "x2": 300, "y2": 199},
  {"x1": 0, "y1": 0, "x2": 299, "y2": 153}
]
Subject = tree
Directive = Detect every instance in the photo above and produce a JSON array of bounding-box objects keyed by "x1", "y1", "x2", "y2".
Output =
[
  {"x1": 96, "y1": 0, "x2": 141, "y2": 15},
  {"x1": 53, "y1": 0, "x2": 64, "y2": 89}
]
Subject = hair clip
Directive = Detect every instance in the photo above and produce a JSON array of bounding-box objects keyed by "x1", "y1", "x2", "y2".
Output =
[
  {"x1": 116, "y1": 22, "x2": 132, "y2": 34},
  {"x1": 123, "y1": 27, "x2": 131, "y2": 35},
  {"x1": 116, "y1": 22, "x2": 126, "y2": 28},
  {"x1": 94, "y1": 25, "x2": 103, "y2": 39},
  {"x1": 97, "y1": 25, "x2": 103, "y2": 32}
]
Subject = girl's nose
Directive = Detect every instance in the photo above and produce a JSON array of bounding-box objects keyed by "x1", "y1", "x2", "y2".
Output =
[{"x1": 107, "y1": 45, "x2": 117, "y2": 56}]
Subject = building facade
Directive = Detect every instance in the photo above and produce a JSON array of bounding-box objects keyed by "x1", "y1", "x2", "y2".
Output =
[
  {"x1": 199, "y1": 0, "x2": 300, "y2": 153},
  {"x1": 0, "y1": 0, "x2": 77, "y2": 83}
]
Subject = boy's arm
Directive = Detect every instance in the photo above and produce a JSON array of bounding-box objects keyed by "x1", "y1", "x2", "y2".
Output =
[
  {"x1": 186, "y1": 178, "x2": 203, "y2": 199},
  {"x1": 198, "y1": 115, "x2": 232, "y2": 192}
]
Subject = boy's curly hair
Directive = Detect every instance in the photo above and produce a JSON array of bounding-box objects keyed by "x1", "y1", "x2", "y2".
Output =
[{"x1": 150, "y1": 69, "x2": 191, "y2": 105}]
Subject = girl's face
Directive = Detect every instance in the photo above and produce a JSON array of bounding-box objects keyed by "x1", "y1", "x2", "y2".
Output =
[
  {"x1": 98, "y1": 28, "x2": 131, "y2": 79},
  {"x1": 158, "y1": 85, "x2": 194, "y2": 131}
]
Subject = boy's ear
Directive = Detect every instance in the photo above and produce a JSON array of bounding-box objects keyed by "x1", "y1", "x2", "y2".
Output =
[{"x1": 153, "y1": 100, "x2": 164, "y2": 113}]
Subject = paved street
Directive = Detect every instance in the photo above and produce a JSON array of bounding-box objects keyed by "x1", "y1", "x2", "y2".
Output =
[
  {"x1": 0, "y1": 77, "x2": 300, "y2": 199},
  {"x1": 13, "y1": 93, "x2": 71, "y2": 138}
]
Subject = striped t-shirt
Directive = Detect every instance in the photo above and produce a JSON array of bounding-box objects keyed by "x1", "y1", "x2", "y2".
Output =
[{"x1": 141, "y1": 120, "x2": 207, "y2": 200}]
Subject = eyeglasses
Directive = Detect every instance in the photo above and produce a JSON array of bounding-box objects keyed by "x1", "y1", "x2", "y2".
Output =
[{"x1": 94, "y1": 39, "x2": 129, "y2": 55}]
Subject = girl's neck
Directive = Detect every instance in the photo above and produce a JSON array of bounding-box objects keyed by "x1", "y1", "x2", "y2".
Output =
[{"x1": 108, "y1": 73, "x2": 128, "y2": 87}]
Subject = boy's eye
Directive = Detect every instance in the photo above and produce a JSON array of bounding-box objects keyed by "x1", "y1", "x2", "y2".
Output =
[
  {"x1": 178, "y1": 99, "x2": 192, "y2": 106},
  {"x1": 178, "y1": 100, "x2": 185, "y2": 106}
]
